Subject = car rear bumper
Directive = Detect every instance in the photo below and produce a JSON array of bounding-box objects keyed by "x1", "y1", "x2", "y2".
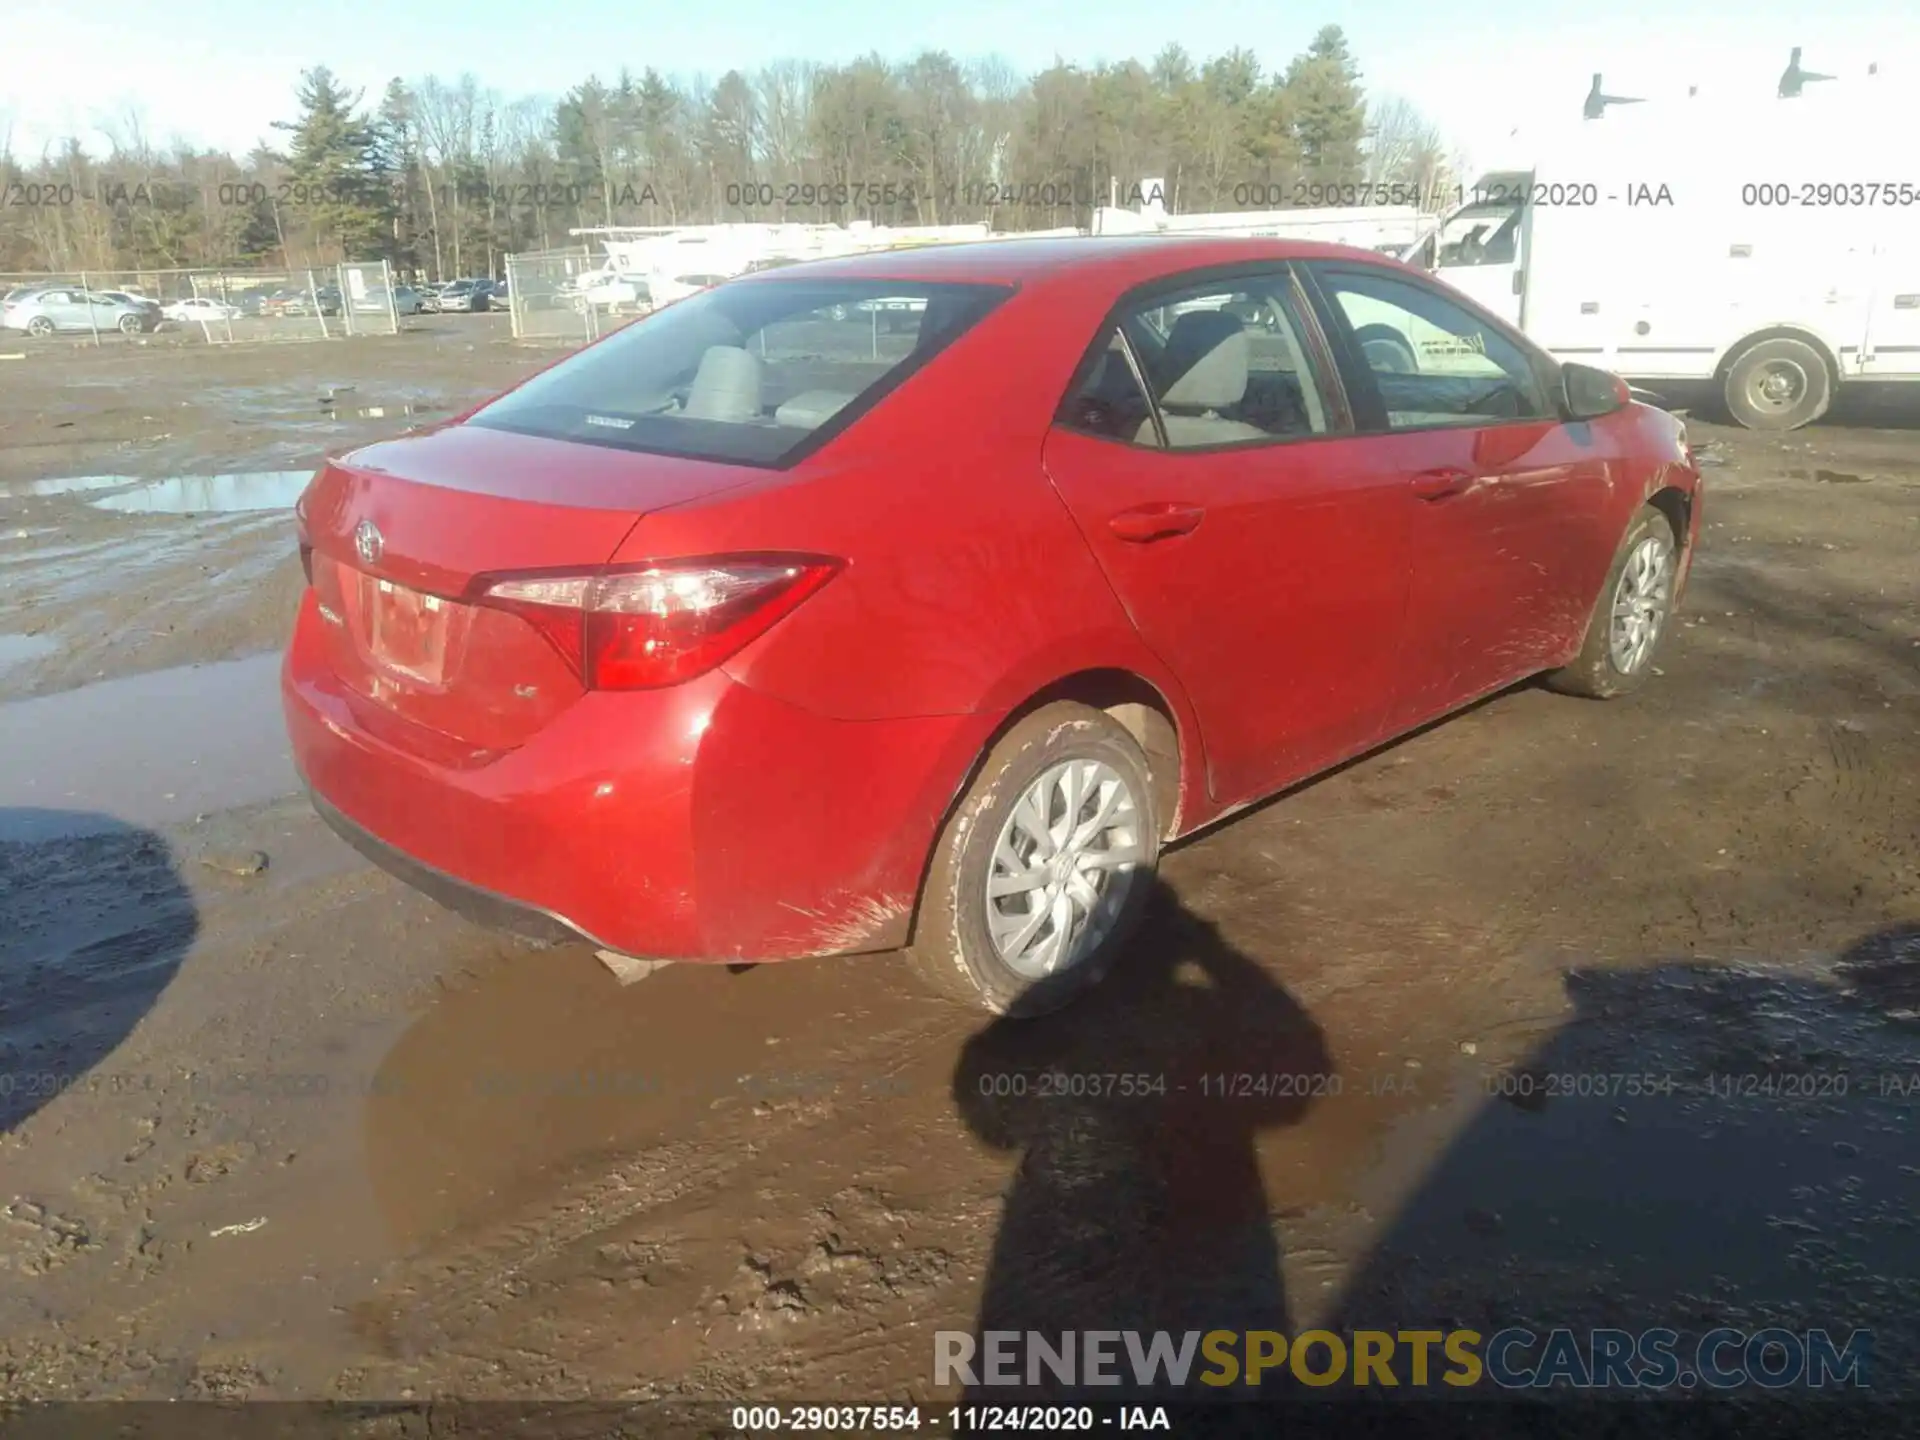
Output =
[
  {"x1": 310, "y1": 787, "x2": 580, "y2": 946},
  {"x1": 283, "y1": 592, "x2": 981, "y2": 962}
]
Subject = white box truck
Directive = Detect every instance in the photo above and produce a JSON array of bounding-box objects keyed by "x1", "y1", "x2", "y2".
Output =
[{"x1": 1402, "y1": 76, "x2": 1918, "y2": 429}]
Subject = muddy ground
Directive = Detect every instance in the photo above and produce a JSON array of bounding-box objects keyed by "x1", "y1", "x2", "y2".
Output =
[{"x1": 1, "y1": 324, "x2": 1918, "y2": 1416}]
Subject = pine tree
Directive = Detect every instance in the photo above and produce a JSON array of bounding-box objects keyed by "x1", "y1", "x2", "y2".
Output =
[
  {"x1": 271, "y1": 67, "x2": 393, "y2": 260},
  {"x1": 1286, "y1": 25, "x2": 1367, "y2": 181}
]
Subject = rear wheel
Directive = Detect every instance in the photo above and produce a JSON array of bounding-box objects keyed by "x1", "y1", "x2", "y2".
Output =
[
  {"x1": 25, "y1": 316, "x2": 54, "y2": 337},
  {"x1": 1545, "y1": 505, "x2": 1680, "y2": 699},
  {"x1": 1722, "y1": 336, "x2": 1831, "y2": 431},
  {"x1": 907, "y1": 703, "x2": 1160, "y2": 1017}
]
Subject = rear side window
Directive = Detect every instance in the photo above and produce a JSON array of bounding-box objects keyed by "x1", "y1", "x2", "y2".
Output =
[
  {"x1": 1056, "y1": 330, "x2": 1158, "y2": 443},
  {"x1": 471, "y1": 279, "x2": 1011, "y2": 466},
  {"x1": 1058, "y1": 276, "x2": 1333, "y2": 450}
]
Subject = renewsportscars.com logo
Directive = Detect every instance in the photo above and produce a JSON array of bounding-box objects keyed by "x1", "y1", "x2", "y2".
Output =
[{"x1": 935, "y1": 1328, "x2": 1872, "y2": 1391}]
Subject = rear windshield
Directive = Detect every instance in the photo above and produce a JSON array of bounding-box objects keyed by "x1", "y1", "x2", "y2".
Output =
[{"x1": 468, "y1": 278, "x2": 1013, "y2": 467}]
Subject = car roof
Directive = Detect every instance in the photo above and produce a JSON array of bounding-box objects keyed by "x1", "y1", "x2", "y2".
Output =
[{"x1": 730, "y1": 234, "x2": 1413, "y2": 291}]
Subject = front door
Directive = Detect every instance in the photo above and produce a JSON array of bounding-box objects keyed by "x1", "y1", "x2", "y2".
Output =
[{"x1": 1306, "y1": 262, "x2": 1618, "y2": 730}]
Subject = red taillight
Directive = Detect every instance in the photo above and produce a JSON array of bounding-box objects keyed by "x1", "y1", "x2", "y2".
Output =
[{"x1": 475, "y1": 556, "x2": 840, "y2": 690}]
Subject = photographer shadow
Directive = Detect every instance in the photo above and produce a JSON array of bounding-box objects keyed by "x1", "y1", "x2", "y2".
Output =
[
  {"x1": 952, "y1": 876, "x2": 1331, "y2": 1401},
  {"x1": 1320, "y1": 927, "x2": 1920, "y2": 1400},
  {"x1": 0, "y1": 809, "x2": 199, "y2": 1133}
]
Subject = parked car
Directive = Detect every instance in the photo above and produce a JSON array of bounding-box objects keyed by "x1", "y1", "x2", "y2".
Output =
[
  {"x1": 352, "y1": 285, "x2": 419, "y2": 316},
  {"x1": 101, "y1": 290, "x2": 165, "y2": 322},
  {"x1": 259, "y1": 289, "x2": 307, "y2": 318},
  {"x1": 486, "y1": 279, "x2": 509, "y2": 309},
  {"x1": 417, "y1": 284, "x2": 445, "y2": 314},
  {"x1": 572, "y1": 272, "x2": 651, "y2": 313},
  {"x1": 1, "y1": 286, "x2": 158, "y2": 335},
  {"x1": 436, "y1": 279, "x2": 492, "y2": 313},
  {"x1": 162, "y1": 297, "x2": 243, "y2": 323},
  {"x1": 284, "y1": 237, "x2": 1702, "y2": 1017}
]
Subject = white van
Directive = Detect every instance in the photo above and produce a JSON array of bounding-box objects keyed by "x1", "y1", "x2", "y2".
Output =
[{"x1": 1403, "y1": 75, "x2": 1918, "y2": 428}]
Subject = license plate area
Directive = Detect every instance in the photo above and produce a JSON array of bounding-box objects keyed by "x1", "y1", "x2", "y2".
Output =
[{"x1": 360, "y1": 574, "x2": 452, "y2": 683}]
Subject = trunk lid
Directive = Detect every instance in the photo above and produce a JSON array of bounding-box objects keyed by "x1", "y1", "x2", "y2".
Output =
[{"x1": 301, "y1": 424, "x2": 764, "y2": 753}]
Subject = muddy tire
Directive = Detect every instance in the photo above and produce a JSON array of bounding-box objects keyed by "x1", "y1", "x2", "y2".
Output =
[
  {"x1": 1722, "y1": 336, "x2": 1831, "y2": 431},
  {"x1": 907, "y1": 703, "x2": 1160, "y2": 1018},
  {"x1": 1545, "y1": 504, "x2": 1681, "y2": 699}
]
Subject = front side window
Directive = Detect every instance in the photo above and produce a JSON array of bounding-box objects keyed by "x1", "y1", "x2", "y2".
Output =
[
  {"x1": 1313, "y1": 266, "x2": 1548, "y2": 429},
  {"x1": 470, "y1": 279, "x2": 1011, "y2": 466},
  {"x1": 1057, "y1": 275, "x2": 1333, "y2": 450}
]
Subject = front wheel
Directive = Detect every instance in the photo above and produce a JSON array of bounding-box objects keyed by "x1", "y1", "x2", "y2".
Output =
[
  {"x1": 118, "y1": 314, "x2": 141, "y2": 334},
  {"x1": 1545, "y1": 505, "x2": 1680, "y2": 699},
  {"x1": 1353, "y1": 322, "x2": 1417, "y2": 374},
  {"x1": 907, "y1": 703, "x2": 1160, "y2": 1017}
]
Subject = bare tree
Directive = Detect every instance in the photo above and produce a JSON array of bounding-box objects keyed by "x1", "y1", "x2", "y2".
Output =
[{"x1": 1365, "y1": 94, "x2": 1446, "y2": 197}]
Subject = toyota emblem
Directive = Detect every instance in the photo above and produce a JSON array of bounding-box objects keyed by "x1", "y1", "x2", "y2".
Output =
[{"x1": 354, "y1": 519, "x2": 384, "y2": 565}]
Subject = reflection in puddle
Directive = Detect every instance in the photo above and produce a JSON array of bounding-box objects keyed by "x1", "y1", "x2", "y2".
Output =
[
  {"x1": 3, "y1": 474, "x2": 136, "y2": 498},
  {"x1": 0, "y1": 652, "x2": 294, "y2": 839},
  {"x1": 0, "y1": 632, "x2": 57, "y2": 673},
  {"x1": 321, "y1": 401, "x2": 426, "y2": 419},
  {"x1": 1, "y1": 471, "x2": 314, "y2": 514}
]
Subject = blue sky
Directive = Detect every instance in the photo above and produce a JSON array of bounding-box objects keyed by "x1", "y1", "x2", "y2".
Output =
[{"x1": 3, "y1": 0, "x2": 1911, "y2": 176}]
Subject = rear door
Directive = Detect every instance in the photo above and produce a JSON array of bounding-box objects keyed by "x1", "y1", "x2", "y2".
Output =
[
  {"x1": 1302, "y1": 261, "x2": 1619, "y2": 730},
  {"x1": 1041, "y1": 264, "x2": 1413, "y2": 807},
  {"x1": 40, "y1": 291, "x2": 80, "y2": 329}
]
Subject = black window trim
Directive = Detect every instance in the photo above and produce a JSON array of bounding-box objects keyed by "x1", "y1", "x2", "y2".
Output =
[
  {"x1": 1051, "y1": 259, "x2": 1357, "y2": 455},
  {"x1": 1297, "y1": 260, "x2": 1566, "y2": 438},
  {"x1": 467, "y1": 277, "x2": 1019, "y2": 472}
]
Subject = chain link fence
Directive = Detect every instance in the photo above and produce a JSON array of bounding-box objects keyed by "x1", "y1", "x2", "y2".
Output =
[
  {"x1": 0, "y1": 261, "x2": 400, "y2": 345},
  {"x1": 504, "y1": 246, "x2": 603, "y2": 344}
]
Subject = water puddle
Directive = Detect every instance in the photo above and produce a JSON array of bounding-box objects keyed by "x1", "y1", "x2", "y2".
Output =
[
  {"x1": 318, "y1": 387, "x2": 430, "y2": 420},
  {"x1": 0, "y1": 633, "x2": 57, "y2": 674},
  {"x1": 340, "y1": 405, "x2": 425, "y2": 419},
  {"x1": 2, "y1": 474, "x2": 138, "y2": 499},
  {"x1": 0, "y1": 652, "x2": 295, "y2": 840},
  {"x1": 1, "y1": 471, "x2": 314, "y2": 514}
]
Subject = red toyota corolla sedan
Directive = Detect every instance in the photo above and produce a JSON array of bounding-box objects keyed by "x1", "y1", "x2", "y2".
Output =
[{"x1": 284, "y1": 236, "x2": 1702, "y2": 1016}]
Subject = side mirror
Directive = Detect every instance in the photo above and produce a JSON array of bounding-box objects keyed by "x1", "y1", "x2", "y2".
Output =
[{"x1": 1561, "y1": 361, "x2": 1630, "y2": 420}]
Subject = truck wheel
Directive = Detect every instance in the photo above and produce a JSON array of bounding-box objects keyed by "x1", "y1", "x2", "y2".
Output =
[
  {"x1": 1722, "y1": 337, "x2": 1831, "y2": 431},
  {"x1": 1353, "y1": 323, "x2": 1417, "y2": 374},
  {"x1": 1545, "y1": 504, "x2": 1680, "y2": 699},
  {"x1": 907, "y1": 703, "x2": 1160, "y2": 1018}
]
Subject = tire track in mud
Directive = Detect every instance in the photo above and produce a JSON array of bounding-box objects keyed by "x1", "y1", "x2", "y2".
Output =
[{"x1": 349, "y1": 1009, "x2": 962, "y2": 1367}]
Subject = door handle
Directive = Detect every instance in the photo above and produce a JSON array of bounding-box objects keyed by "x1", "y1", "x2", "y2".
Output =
[
  {"x1": 1108, "y1": 502, "x2": 1206, "y2": 542},
  {"x1": 1410, "y1": 468, "x2": 1474, "y2": 501}
]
